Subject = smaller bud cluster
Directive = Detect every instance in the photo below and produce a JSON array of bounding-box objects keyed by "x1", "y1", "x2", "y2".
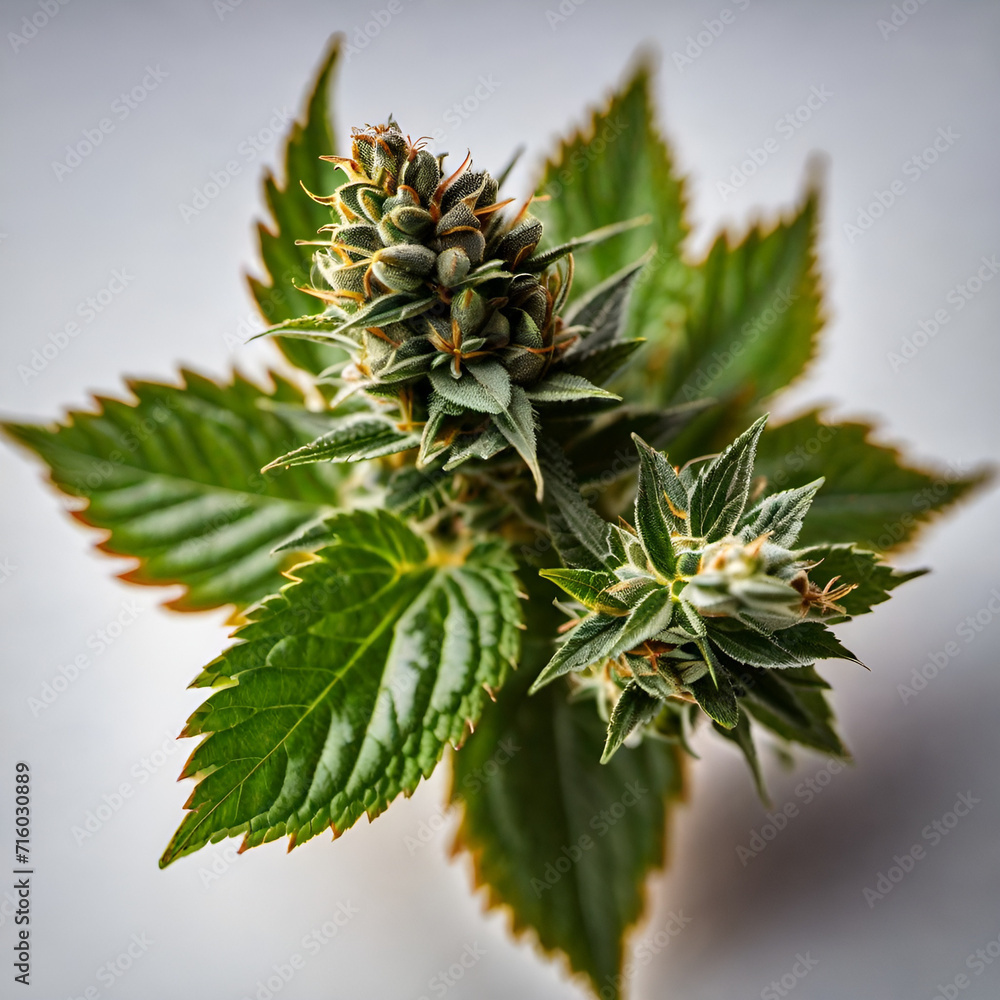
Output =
[
  {"x1": 532, "y1": 415, "x2": 866, "y2": 763},
  {"x1": 683, "y1": 534, "x2": 839, "y2": 628}
]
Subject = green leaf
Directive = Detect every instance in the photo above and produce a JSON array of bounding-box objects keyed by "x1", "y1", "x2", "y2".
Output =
[
  {"x1": 632, "y1": 435, "x2": 686, "y2": 574},
  {"x1": 3, "y1": 370, "x2": 343, "y2": 611},
  {"x1": 442, "y1": 425, "x2": 509, "y2": 471},
  {"x1": 738, "y1": 478, "x2": 823, "y2": 547},
  {"x1": 260, "y1": 293, "x2": 436, "y2": 345},
  {"x1": 648, "y1": 185, "x2": 822, "y2": 408},
  {"x1": 249, "y1": 313, "x2": 354, "y2": 344},
  {"x1": 540, "y1": 440, "x2": 625, "y2": 571},
  {"x1": 493, "y1": 385, "x2": 542, "y2": 499},
  {"x1": 269, "y1": 518, "x2": 338, "y2": 555},
  {"x1": 263, "y1": 414, "x2": 419, "y2": 469},
  {"x1": 606, "y1": 588, "x2": 675, "y2": 660},
  {"x1": 429, "y1": 359, "x2": 512, "y2": 415},
  {"x1": 774, "y1": 621, "x2": 862, "y2": 666},
  {"x1": 694, "y1": 634, "x2": 725, "y2": 690},
  {"x1": 713, "y1": 714, "x2": 769, "y2": 804},
  {"x1": 534, "y1": 59, "x2": 692, "y2": 344},
  {"x1": 795, "y1": 543, "x2": 926, "y2": 617},
  {"x1": 525, "y1": 373, "x2": 621, "y2": 405},
  {"x1": 689, "y1": 669, "x2": 739, "y2": 729},
  {"x1": 688, "y1": 415, "x2": 767, "y2": 540},
  {"x1": 385, "y1": 462, "x2": 451, "y2": 516},
  {"x1": 522, "y1": 216, "x2": 652, "y2": 272},
  {"x1": 668, "y1": 599, "x2": 707, "y2": 640},
  {"x1": 417, "y1": 394, "x2": 456, "y2": 467},
  {"x1": 632, "y1": 668, "x2": 679, "y2": 702},
  {"x1": 269, "y1": 509, "x2": 427, "y2": 562},
  {"x1": 601, "y1": 683, "x2": 661, "y2": 763},
  {"x1": 708, "y1": 620, "x2": 861, "y2": 668},
  {"x1": 160, "y1": 510, "x2": 522, "y2": 867},
  {"x1": 248, "y1": 37, "x2": 347, "y2": 375},
  {"x1": 707, "y1": 623, "x2": 814, "y2": 669},
  {"x1": 560, "y1": 400, "x2": 710, "y2": 485},
  {"x1": 450, "y1": 581, "x2": 685, "y2": 1000},
  {"x1": 562, "y1": 339, "x2": 646, "y2": 387},
  {"x1": 538, "y1": 567, "x2": 625, "y2": 612},
  {"x1": 754, "y1": 410, "x2": 989, "y2": 550},
  {"x1": 564, "y1": 252, "x2": 652, "y2": 350},
  {"x1": 733, "y1": 664, "x2": 849, "y2": 758},
  {"x1": 529, "y1": 613, "x2": 626, "y2": 693}
]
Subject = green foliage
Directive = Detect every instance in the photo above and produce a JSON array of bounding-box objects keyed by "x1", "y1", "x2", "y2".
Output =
[
  {"x1": 533, "y1": 415, "x2": 902, "y2": 773},
  {"x1": 687, "y1": 414, "x2": 768, "y2": 540},
  {"x1": 753, "y1": 409, "x2": 988, "y2": 550},
  {"x1": 3, "y1": 371, "x2": 343, "y2": 611},
  {"x1": 795, "y1": 543, "x2": 926, "y2": 617},
  {"x1": 736, "y1": 664, "x2": 848, "y2": 759},
  {"x1": 714, "y1": 714, "x2": 768, "y2": 802},
  {"x1": 602, "y1": 684, "x2": 661, "y2": 763},
  {"x1": 531, "y1": 58, "x2": 978, "y2": 552},
  {"x1": 534, "y1": 59, "x2": 692, "y2": 342},
  {"x1": 3, "y1": 35, "x2": 985, "y2": 1000},
  {"x1": 263, "y1": 413, "x2": 419, "y2": 469},
  {"x1": 450, "y1": 584, "x2": 684, "y2": 1000},
  {"x1": 160, "y1": 510, "x2": 521, "y2": 866},
  {"x1": 652, "y1": 188, "x2": 822, "y2": 409}
]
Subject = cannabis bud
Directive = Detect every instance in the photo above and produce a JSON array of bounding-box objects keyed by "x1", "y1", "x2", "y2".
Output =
[
  {"x1": 533, "y1": 415, "x2": 866, "y2": 761},
  {"x1": 263, "y1": 119, "x2": 646, "y2": 495}
]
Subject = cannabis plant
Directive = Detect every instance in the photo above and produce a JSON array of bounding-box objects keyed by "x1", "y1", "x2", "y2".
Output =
[{"x1": 5, "y1": 37, "x2": 983, "y2": 999}]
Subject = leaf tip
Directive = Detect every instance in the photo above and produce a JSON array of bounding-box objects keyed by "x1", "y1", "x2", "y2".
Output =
[
  {"x1": 527, "y1": 675, "x2": 547, "y2": 696},
  {"x1": 598, "y1": 737, "x2": 621, "y2": 765}
]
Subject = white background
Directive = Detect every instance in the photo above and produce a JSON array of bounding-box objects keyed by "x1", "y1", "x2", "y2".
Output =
[{"x1": 1, "y1": 1, "x2": 999, "y2": 998}]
